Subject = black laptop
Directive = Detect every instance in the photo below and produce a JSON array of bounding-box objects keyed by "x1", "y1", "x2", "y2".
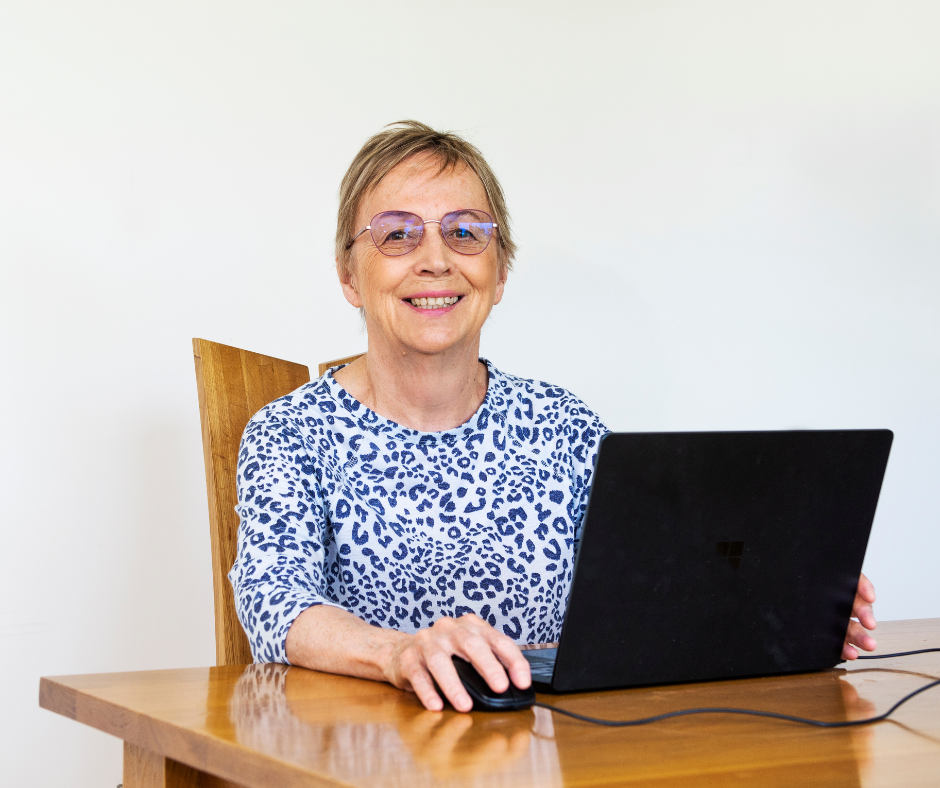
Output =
[{"x1": 524, "y1": 430, "x2": 893, "y2": 692}]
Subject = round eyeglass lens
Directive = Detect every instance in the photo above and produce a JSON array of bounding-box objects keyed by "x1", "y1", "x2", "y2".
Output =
[
  {"x1": 370, "y1": 211, "x2": 425, "y2": 256},
  {"x1": 440, "y1": 209, "x2": 495, "y2": 255}
]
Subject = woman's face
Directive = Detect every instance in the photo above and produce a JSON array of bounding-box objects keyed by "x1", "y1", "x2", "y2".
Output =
[{"x1": 340, "y1": 154, "x2": 506, "y2": 358}]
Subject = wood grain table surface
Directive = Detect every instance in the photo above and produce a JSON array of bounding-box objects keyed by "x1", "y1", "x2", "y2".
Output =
[{"x1": 40, "y1": 618, "x2": 940, "y2": 787}]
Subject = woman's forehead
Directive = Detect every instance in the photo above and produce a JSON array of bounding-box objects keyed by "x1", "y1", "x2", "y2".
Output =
[{"x1": 359, "y1": 156, "x2": 489, "y2": 220}]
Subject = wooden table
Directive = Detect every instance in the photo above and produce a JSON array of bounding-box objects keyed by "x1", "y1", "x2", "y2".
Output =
[{"x1": 40, "y1": 619, "x2": 940, "y2": 787}]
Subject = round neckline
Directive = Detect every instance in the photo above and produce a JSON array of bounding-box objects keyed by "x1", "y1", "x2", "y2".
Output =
[{"x1": 324, "y1": 358, "x2": 499, "y2": 443}]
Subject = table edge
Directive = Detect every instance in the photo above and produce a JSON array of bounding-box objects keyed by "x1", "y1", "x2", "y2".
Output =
[{"x1": 39, "y1": 675, "x2": 355, "y2": 788}]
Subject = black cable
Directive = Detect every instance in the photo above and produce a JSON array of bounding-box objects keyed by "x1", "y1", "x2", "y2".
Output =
[
  {"x1": 856, "y1": 648, "x2": 940, "y2": 659},
  {"x1": 534, "y1": 649, "x2": 940, "y2": 728}
]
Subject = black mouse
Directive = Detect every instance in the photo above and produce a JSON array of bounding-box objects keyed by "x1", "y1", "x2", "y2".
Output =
[{"x1": 450, "y1": 656, "x2": 536, "y2": 711}]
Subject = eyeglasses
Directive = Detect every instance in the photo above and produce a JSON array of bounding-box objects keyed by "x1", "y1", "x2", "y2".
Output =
[{"x1": 348, "y1": 209, "x2": 497, "y2": 257}]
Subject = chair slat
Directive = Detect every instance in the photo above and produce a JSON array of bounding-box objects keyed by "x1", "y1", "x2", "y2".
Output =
[{"x1": 318, "y1": 353, "x2": 364, "y2": 377}]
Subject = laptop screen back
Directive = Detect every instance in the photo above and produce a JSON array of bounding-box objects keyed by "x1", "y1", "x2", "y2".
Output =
[{"x1": 552, "y1": 430, "x2": 893, "y2": 692}]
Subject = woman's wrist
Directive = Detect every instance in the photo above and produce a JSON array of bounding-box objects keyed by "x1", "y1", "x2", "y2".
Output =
[{"x1": 372, "y1": 628, "x2": 412, "y2": 686}]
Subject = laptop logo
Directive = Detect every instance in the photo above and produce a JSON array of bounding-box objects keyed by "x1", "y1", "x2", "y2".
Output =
[{"x1": 716, "y1": 540, "x2": 744, "y2": 569}]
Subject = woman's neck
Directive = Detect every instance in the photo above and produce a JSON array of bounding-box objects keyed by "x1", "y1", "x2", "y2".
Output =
[{"x1": 333, "y1": 338, "x2": 488, "y2": 433}]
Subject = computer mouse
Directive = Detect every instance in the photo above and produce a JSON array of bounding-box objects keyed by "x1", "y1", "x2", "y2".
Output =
[{"x1": 450, "y1": 656, "x2": 536, "y2": 711}]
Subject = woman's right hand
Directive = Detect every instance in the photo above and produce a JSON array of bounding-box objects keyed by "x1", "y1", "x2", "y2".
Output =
[{"x1": 384, "y1": 613, "x2": 532, "y2": 712}]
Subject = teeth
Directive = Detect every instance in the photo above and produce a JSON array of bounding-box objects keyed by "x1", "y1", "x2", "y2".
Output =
[{"x1": 409, "y1": 296, "x2": 459, "y2": 309}]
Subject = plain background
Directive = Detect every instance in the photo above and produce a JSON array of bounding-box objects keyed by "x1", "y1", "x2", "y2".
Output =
[{"x1": 1, "y1": 1, "x2": 938, "y2": 784}]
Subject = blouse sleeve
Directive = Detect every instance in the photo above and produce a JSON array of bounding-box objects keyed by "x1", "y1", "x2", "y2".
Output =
[
  {"x1": 229, "y1": 404, "x2": 328, "y2": 663},
  {"x1": 566, "y1": 401, "x2": 610, "y2": 545}
]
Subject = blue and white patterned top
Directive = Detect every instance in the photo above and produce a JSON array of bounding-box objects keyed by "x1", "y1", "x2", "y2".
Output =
[{"x1": 230, "y1": 360, "x2": 608, "y2": 663}]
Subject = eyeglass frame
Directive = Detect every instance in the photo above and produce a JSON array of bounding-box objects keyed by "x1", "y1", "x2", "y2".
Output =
[{"x1": 346, "y1": 209, "x2": 499, "y2": 257}]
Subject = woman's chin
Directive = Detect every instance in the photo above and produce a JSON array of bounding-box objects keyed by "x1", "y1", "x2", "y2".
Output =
[
  {"x1": 377, "y1": 318, "x2": 476, "y2": 357},
  {"x1": 396, "y1": 331, "x2": 475, "y2": 358}
]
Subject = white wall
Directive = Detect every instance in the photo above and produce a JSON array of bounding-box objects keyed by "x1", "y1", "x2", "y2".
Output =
[{"x1": 1, "y1": 1, "x2": 937, "y2": 784}]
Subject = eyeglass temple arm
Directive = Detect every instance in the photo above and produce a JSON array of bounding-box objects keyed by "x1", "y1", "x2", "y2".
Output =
[{"x1": 346, "y1": 226, "x2": 370, "y2": 249}]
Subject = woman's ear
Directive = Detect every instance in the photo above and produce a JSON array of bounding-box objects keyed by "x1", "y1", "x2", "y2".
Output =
[
  {"x1": 337, "y1": 256, "x2": 364, "y2": 308},
  {"x1": 492, "y1": 262, "x2": 508, "y2": 306}
]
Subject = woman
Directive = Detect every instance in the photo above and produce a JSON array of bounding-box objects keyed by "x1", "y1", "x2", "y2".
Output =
[{"x1": 230, "y1": 121, "x2": 878, "y2": 713}]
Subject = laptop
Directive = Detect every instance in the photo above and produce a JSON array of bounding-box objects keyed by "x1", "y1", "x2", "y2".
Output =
[{"x1": 523, "y1": 430, "x2": 893, "y2": 692}]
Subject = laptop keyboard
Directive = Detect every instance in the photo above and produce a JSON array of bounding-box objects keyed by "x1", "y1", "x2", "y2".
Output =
[{"x1": 522, "y1": 647, "x2": 558, "y2": 681}]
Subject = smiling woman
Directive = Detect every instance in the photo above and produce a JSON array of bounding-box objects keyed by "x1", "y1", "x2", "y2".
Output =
[
  {"x1": 227, "y1": 121, "x2": 878, "y2": 714},
  {"x1": 228, "y1": 122, "x2": 608, "y2": 713}
]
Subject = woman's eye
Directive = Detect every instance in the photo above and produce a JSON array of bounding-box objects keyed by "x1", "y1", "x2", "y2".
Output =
[
  {"x1": 448, "y1": 226, "x2": 479, "y2": 240},
  {"x1": 385, "y1": 229, "x2": 407, "y2": 243}
]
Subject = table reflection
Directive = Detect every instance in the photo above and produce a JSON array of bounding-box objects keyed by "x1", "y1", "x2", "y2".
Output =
[
  {"x1": 547, "y1": 671, "x2": 873, "y2": 788},
  {"x1": 228, "y1": 663, "x2": 562, "y2": 788},
  {"x1": 224, "y1": 663, "x2": 880, "y2": 788}
]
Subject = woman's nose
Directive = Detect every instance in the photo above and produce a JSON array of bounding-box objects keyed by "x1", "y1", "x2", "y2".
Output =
[{"x1": 411, "y1": 227, "x2": 452, "y2": 275}]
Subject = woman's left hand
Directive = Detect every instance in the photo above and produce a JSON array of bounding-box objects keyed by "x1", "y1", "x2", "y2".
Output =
[{"x1": 842, "y1": 572, "x2": 877, "y2": 660}]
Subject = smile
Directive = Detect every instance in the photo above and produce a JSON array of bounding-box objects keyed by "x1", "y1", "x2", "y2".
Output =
[{"x1": 407, "y1": 296, "x2": 461, "y2": 309}]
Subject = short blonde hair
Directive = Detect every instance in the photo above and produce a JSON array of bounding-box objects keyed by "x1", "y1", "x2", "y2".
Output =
[{"x1": 335, "y1": 120, "x2": 516, "y2": 279}]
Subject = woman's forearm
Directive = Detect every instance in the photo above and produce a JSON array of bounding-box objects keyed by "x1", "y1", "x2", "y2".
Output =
[
  {"x1": 285, "y1": 606, "x2": 531, "y2": 712},
  {"x1": 284, "y1": 604, "x2": 411, "y2": 682}
]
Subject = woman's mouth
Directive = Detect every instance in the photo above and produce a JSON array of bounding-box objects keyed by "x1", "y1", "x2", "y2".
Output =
[{"x1": 406, "y1": 296, "x2": 461, "y2": 309}]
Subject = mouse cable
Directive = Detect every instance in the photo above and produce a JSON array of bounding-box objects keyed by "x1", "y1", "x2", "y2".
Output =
[
  {"x1": 533, "y1": 648, "x2": 940, "y2": 729},
  {"x1": 856, "y1": 648, "x2": 940, "y2": 659}
]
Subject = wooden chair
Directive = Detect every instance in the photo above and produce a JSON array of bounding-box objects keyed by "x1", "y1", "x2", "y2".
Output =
[{"x1": 192, "y1": 338, "x2": 362, "y2": 665}]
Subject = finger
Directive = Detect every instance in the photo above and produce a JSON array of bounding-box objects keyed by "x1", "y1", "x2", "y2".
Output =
[
  {"x1": 426, "y1": 651, "x2": 474, "y2": 713},
  {"x1": 456, "y1": 613, "x2": 531, "y2": 690},
  {"x1": 461, "y1": 635, "x2": 511, "y2": 693},
  {"x1": 842, "y1": 641, "x2": 859, "y2": 661},
  {"x1": 488, "y1": 635, "x2": 532, "y2": 690},
  {"x1": 853, "y1": 597, "x2": 877, "y2": 631},
  {"x1": 845, "y1": 619, "x2": 877, "y2": 653},
  {"x1": 405, "y1": 663, "x2": 447, "y2": 712},
  {"x1": 857, "y1": 572, "x2": 876, "y2": 604}
]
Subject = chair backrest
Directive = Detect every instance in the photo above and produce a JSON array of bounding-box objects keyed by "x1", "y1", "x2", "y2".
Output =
[{"x1": 193, "y1": 338, "x2": 363, "y2": 665}]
